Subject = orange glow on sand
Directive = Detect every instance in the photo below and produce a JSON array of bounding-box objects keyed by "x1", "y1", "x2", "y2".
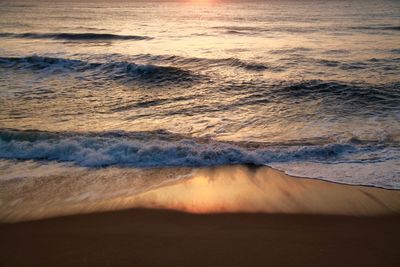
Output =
[{"x1": 125, "y1": 165, "x2": 400, "y2": 215}]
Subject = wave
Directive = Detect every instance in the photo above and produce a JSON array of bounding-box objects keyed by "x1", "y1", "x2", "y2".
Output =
[
  {"x1": 131, "y1": 53, "x2": 399, "y2": 74},
  {"x1": 212, "y1": 26, "x2": 264, "y2": 32},
  {"x1": 277, "y1": 53, "x2": 400, "y2": 73},
  {"x1": 0, "y1": 54, "x2": 269, "y2": 78},
  {"x1": 221, "y1": 57, "x2": 269, "y2": 71},
  {"x1": 0, "y1": 56, "x2": 197, "y2": 85},
  {"x1": 287, "y1": 80, "x2": 400, "y2": 113},
  {"x1": 350, "y1": 26, "x2": 400, "y2": 31},
  {"x1": 131, "y1": 54, "x2": 269, "y2": 71},
  {"x1": 0, "y1": 32, "x2": 152, "y2": 41},
  {"x1": 219, "y1": 79, "x2": 400, "y2": 114},
  {"x1": 270, "y1": 47, "x2": 313, "y2": 54},
  {"x1": 1, "y1": 129, "x2": 398, "y2": 188},
  {"x1": 278, "y1": 80, "x2": 400, "y2": 100},
  {"x1": 211, "y1": 25, "x2": 316, "y2": 34},
  {"x1": 0, "y1": 129, "x2": 395, "y2": 168}
]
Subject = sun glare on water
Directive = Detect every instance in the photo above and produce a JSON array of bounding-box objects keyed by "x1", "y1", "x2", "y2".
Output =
[{"x1": 189, "y1": 0, "x2": 215, "y2": 5}]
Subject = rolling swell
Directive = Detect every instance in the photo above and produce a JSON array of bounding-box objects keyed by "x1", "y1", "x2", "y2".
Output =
[
  {"x1": 130, "y1": 54, "x2": 269, "y2": 71},
  {"x1": 350, "y1": 26, "x2": 400, "y2": 32},
  {"x1": 0, "y1": 56, "x2": 197, "y2": 84},
  {"x1": 279, "y1": 80, "x2": 400, "y2": 107},
  {"x1": 0, "y1": 129, "x2": 394, "y2": 168},
  {"x1": 0, "y1": 32, "x2": 152, "y2": 41},
  {"x1": 224, "y1": 79, "x2": 400, "y2": 113}
]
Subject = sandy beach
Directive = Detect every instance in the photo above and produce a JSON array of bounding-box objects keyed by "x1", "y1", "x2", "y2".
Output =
[
  {"x1": 1, "y1": 209, "x2": 400, "y2": 266},
  {"x1": 1, "y1": 165, "x2": 399, "y2": 266}
]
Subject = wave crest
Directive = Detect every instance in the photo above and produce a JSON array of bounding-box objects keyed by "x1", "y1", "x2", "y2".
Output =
[
  {"x1": 131, "y1": 54, "x2": 269, "y2": 72},
  {"x1": 0, "y1": 129, "x2": 392, "y2": 168},
  {"x1": 0, "y1": 32, "x2": 152, "y2": 41},
  {"x1": 0, "y1": 56, "x2": 197, "y2": 85}
]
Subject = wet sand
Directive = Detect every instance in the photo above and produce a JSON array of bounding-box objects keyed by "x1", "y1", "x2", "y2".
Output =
[
  {"x1": 1, "y1": 210, "x2": 400, "y2": 266},
  {"x1": 128, "y1": 165, "x2": 400, "y2": 215},
  {"x1": 1, "y1": 165, "x2": 399, "y2": 266}
]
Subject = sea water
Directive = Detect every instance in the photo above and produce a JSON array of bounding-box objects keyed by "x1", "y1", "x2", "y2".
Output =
[{"x1": 0, "y1": 0, "x2": 399, "y2": 190}]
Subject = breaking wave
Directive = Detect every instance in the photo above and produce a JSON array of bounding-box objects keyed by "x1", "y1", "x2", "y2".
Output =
[
  {"x1": 1, "y1": 129, "x2": 398, "y2": 188},
  {"x1": 0, "y1": 129, "x2": 395, "y2": 168},
  {"x1": 0, "y1": 55, "x2": 196, "y2": 84}
]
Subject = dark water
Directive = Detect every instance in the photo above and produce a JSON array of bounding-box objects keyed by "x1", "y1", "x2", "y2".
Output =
[{"x1": 0, "y1": 0, "x2": 399, "y2": 188}]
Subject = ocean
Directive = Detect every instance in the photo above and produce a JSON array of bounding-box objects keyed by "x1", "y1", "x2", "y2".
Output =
[{"x1": 0, "y1": 0, "x2": 399, "y2": 206}]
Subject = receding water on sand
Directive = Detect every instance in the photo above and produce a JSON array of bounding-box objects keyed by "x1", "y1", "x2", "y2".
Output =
[{"x1": 1, "y1": 163, "x2": 399, "y2": 222}]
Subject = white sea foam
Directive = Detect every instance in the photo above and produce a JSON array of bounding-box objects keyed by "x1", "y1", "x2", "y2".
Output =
[{"x1": 0, "y1": 129, "x2": 398, "y2": 188}]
